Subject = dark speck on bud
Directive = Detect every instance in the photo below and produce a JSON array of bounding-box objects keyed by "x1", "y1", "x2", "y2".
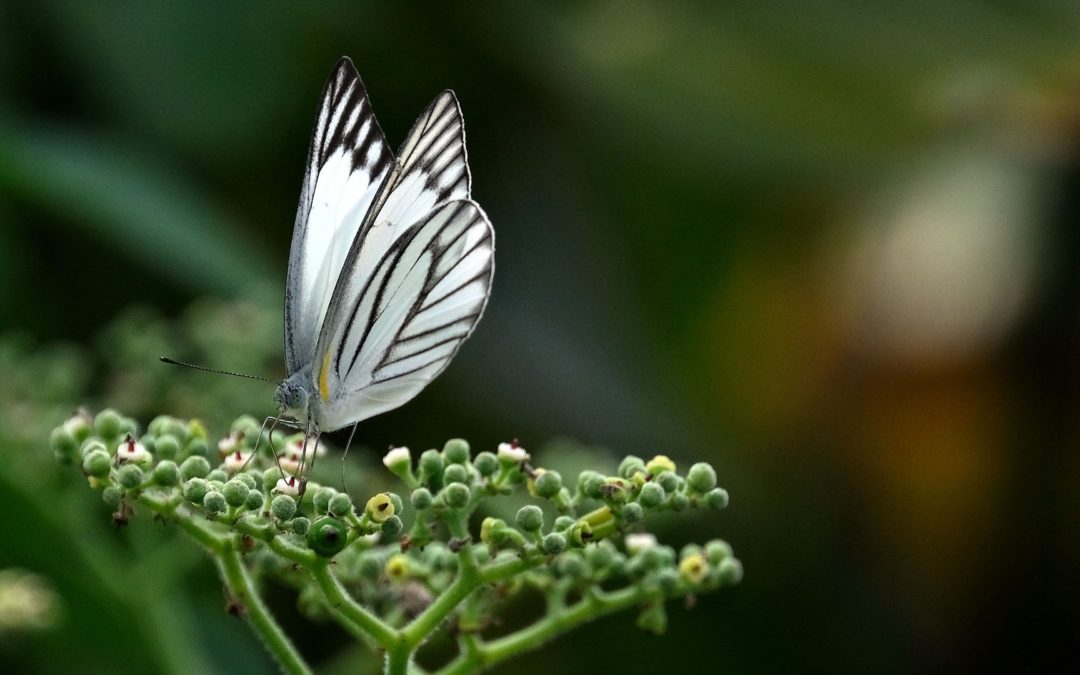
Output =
[
  {"x1": 686, "y1": 462, "x2": 717, "y2": 493},
  {"x1": 706, "y1": 487, "x2": 729, "y2": 510},
  {"x1": 473, "y1": 451, "x2": 498, "y2": 477},
  {"x1": 180, "y1": 456, "x2": 211, "y2": 480},
  {"x1": 442, "y1": 438, "x2": 470, "y2": 464},
  {"x1": 365, "y1": 494, "x2": 395, "y2": 522},
  {"x1": 271, "y1": 494, "x2": 297, "y2": 521},
  {"x1": 307, "y1": 516, "x2": 348, "y2": 557},
  {"x1": 203, "y1": 490, "x2": 227, "y2": 514},
  {"x1": 543, "y1": 532, "x2": 567, "y2": 555},
  {"x1": 410, "y1": 487, "x2": 433, "y2": 510},
  {"x1": 116, "y1": 464, "x2": 144, "y2": 489}
]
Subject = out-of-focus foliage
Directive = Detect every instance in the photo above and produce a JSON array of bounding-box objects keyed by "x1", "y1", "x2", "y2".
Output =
[{"x1": 2, "y1": 1, "x2": 1079, "y2": 673}]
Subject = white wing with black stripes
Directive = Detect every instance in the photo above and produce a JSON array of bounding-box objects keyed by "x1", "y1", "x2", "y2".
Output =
[
  {"x1": 288, "y1": 64, "x2": 493, "y2": 432},
  {"x1": 284, "y1": 57, "x2": 393, "y2": 377}
]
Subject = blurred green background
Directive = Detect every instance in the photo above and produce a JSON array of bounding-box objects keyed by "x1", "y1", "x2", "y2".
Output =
[{"x1": 2, "y1": 1, "x2": 1079, "y2": 672}]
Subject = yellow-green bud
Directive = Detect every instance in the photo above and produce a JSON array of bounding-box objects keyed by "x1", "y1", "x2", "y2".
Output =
[
  {"x1": 646, "y1": 455, "x2": 676, "y2": 476},
  {"x1": 365, "y1": 493, "x2": 395, "y2": 522},
  {"x1": 678, "y1": 552, "x2": 708, "y2": 585},
  {"x1": 385, "y1": 553, "x2": 410, "y2": 581}
]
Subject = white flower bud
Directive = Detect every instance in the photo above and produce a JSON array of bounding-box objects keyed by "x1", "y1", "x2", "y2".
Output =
[
  {"x1": 625, "y1": 533, "x2": 658, "y2": 555},
  {"x1": 115, "y1": 436, "x2": 150, "y2": 465},
  {"x1": 274, "y1": 475, "x2": 301, "y2": 497},
  {"x1": 497, "y1": 441, "x2": 529, "y2": 464},
  {"x1": 223, "y1": 451, "x2": 252, "y2": 473},
  {"x1": 383, "y1": 446, "x2": 412, "y2": 470}
]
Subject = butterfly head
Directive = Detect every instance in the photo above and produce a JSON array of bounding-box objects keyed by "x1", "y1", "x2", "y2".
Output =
[{"x1": 274, "y1": 380, "x2": 309, "y2": 422}]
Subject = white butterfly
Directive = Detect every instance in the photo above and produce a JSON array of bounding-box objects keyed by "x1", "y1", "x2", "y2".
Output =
[{"x1": 272, "y1": 57, "x2": 494, "y2": 450}]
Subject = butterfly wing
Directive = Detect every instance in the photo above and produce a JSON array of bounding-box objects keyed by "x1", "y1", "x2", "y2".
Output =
[
  {"x1": 308, "y1": 91, "x2": 492, "y2": 430},
  {"x1": 284, "y1": 57, "x2": 393, "y2": 377}
]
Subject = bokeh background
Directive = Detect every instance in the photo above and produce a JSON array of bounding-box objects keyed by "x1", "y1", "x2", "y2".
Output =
[{"x1": 2, "y1": 2, "x2": 1079, "y2": 673}]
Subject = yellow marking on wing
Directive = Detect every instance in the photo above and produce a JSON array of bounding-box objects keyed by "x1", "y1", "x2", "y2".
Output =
[{"x1": 319, "y1": 351, "x2": 332, "y2": 402}]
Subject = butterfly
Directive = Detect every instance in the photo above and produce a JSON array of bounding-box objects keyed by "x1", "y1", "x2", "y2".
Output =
[{"x1": 271, "y1": 57, "x2": 494, "y2": 467}]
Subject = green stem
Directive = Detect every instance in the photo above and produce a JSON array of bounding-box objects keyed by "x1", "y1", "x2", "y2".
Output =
[
  {"x1": 217, "y1": 544, "x2": 312, "y2": 675},
  {"x1": 310, "y1": 561, "x2": 398, "y2": 646}
]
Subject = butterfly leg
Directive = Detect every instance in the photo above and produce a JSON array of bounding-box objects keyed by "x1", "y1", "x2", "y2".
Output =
[{"x1": 340, "y1": 422, "x2": 360, "y2": 494}]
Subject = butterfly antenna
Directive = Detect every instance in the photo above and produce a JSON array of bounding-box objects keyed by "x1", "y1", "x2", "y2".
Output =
[{"x1": 159, "y1": 357, "x2": 277, "y2": 384}]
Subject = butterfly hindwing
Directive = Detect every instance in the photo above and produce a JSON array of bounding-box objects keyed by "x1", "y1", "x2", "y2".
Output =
[{"x1": 284, "y1": 57, "x2": 393, "y2": 376}]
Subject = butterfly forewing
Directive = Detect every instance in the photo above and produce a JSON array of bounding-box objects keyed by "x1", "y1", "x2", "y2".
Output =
[{"x1": 285, "y1": 57, "x2": 393, "y2": 376}]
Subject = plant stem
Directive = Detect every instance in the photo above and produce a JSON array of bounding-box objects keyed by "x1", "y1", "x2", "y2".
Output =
[
  {"x1": 310, "y1": 561, "x2": 398, "y2": 646},
  {"x1": 218, "y1": 545, "x2": 312, "y2": 675}
]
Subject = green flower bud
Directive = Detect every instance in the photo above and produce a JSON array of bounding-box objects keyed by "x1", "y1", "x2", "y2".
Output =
[
  {"x1": 180, "y1": 456, "x2": 211, "y2": 480},
  {"x1": 292, "y1": 516, "x2": 311, "y2": 535},
  {"x1": 380, "y1": 515, "x2": 403, "y2": 537},
  {"x1": 646, "y1": 454, "x2": 676, "y2": 476},
  {"x1": 601, "y1": 477, "x2": 629, "y2": 505},
  {"x1": 717, "y1": 557, "x2": 743, "y2": 585},
  {"x1": 208, "y1": 480, "x2": 225, "y2": 493},
  {"x1": 442, "y1": 463, "x2": 469, "y2": 485},
  {"x1": 410, "y1": 487, "x2": 433, "y2": 510},
  {"x1": 206, "y1": 469, "x2": 228, "y2": 483},
  {"x1": 80, "y1": 438, "x2": 106, "y2": 459},
  {"x1": 203, "y1": 490, "x2": 227, "y2": 514},
  {"x1": 230, "y1": 415, "x2": 261, "y2": 440},
  {"x1": 307, "y1": 516, "x2": 348, "y2": 557},
  {"x1": 543, "y1": 532, "x2": 567, "y2": 555},
  {"x1": 328, "y1": 493, "x2": 353, "y2": 517},
  {"x1": 271, "y1": 494, "x2": 297, "y2": 521},
  {"x1": 686, "y1": 462, "x2": 717, "y2": 494},
  {"x1": 50, "y1": 427, "x2": 80, "y2": 464},
  {"x1": 102, "y1": 486, "x2": 122, "y2": 508},
  {"x1": 680, "y1": 543, "x2": 703, "y2": 561},
  {"x1": 262, "y1": 468, "x2": 281, "y2": 491},
  {"x1": 656, "y1": 567, "x2": 680, "y2": 594},
  {"x1": 365, "y1": 493, "x2": 395, "y2": 522},
  {"x1": 557, "y1": 551, "x2": 587, "y2": 578},
  {"x1": 63, "y1": 411, "x2": 93, "y2": 443},
  {"x1": 82, "y1": 450, "x2": 112, "y2": 478},
  {"x1": 223, "y1": 479, "x2": 250, "y2": 507},
  {"x1": 116, "y1": 464, "x2": 144, "y2": 489},
  {"x1": 236, "y1": 472, "x2": 258, "y2": 490},
  {"x1": 187, "y1": 419, "x2": 207, "y2": 440},
  {"x1": 442, "y1": 482, "x2": 470, "y2": 508},
  {"x1": 528, "y1": 469, "x2": 562, "y2": 499},
  {"x1": 618, "y1": 455, "x2": 647, "y2": 479},
  {"x1": 569, "y1": 521, "x2": 593, "y2": 548},
  {"x1": 418, "y1": 449, "x2": 444, "y2": 480},
  {"x1": 382, "y1": 446, "x2": 413, "y2": 479},
  {"x1": 621, "y1": 502, "x2": 644, "y2": 524},
  {"x1": 669, "y1": 492, "x2": 690, "y2": 512},
  {"x1": 183, "y1": 478, "x2": 209, "y2": 504},
  {"x1": 94, "y1": 409, "x2": 123, "y2": 441},
  {"x1": 473, "y1": 451, "x2": 498, "y2": 477},
  {"x1": 387, "y1": 492, "x2": 403, "y2": 514},
  {"x1": 515, "y1": 505, "x2": 544, "y2": 532},
  {"x1": 356, "y1": 552, "x2": 382, "y2": 580},
  {"x1": 480, "y1": 517, "x2": 507, "y2": 546},
  {"x1": 638, "y1": 481, "x2": 665, "y2": 508},
  {"x1": 679, "y1": 552, "x2": 708, "y2": 585},
  {"x1": 705, "y1": 539, "x2": 733, "y2": 565},
  {"x1": 313, "y1": 487, "x2": 337, "y2": 514},
  {"x1": 578, "y1": 471, "x2": 606, "y2": 500},
  {"x1": 553, "y1": 515, "x2": 575, "y2": 531},
  {"x1": 184, "y1": 437, "x2": 209, "y2": 458},
  {"x1": 706, "y1": 487, "x2": 729, "y2": 510},
  {"x1": 244, "y1": 490, "x2": 264, "y2": 511},
  {"x1": 442, "y1": 438, "x2": 470, "y2": 464},
  {"x1": 657, "y1": 472, "x2": 680, "y2": 494},
  {"x1": 154, "y1": 435, "x2": 180, "y2": 460},
  {"x1": 586, "y1": 540, "x2": 618, "y2": 569},
  {"x1": 152, "y1": 461, "x2": 181, "y2": 486},
  {"x1": 642, "y1": 545, "x2": 676, "y2": 571}
]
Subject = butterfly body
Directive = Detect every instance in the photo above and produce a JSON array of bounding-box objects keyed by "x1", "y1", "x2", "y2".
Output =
[{"x1": 276, "y1": 57, "x2": 494, "y2": 440}]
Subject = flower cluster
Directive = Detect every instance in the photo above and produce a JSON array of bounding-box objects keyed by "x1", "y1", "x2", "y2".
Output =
[{"x1": 50, "y1": 409, "x2": 742, "y2": 674}]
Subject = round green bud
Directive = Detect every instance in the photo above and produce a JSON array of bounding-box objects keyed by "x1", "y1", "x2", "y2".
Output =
[
  {"x1": 569, "y1": 521, "x2": 593, "y2": 548},
  {"x1": 244, "y1": 490, "x2": 265, "y2": 511},
  {"x1": 180, "y1": 455, "x2": 211, "y2": 480},
  {"x1": 271, "y1": 494, "x2": 297, "y2": 521},
  {"x1": 365, "y1": 493, "x2": 395, "y2": 522},
  {"x1": 601, "y1": 477, "x2": 629, "y2": 505},
  {"x1": 356, "y1": 552, "x2": 382, "y2": 580},
  {"x1": 686, "y1": 462, "x2": 717, "y2": 493},
  {"x1": 419, "y1": 449, "x2": 444, "y2": 478},
  {"x1": 557, "y1": 551, "x2": 587, "y2": 578},
  {"x1": 160, "y1": 418, "x2": 190, "y2": 443},
  {"x1": 543, "y1": 532, "x2": 567, "y2": 555},
  {"x1": 313, "y1": 487, "x2": 337, "y2": 514},
  {"x1": 680, "y1": 543, "x2": 703, "y2": 561},
  {"x1": 154, "y1": 435, "x2": 180, "y2": 461},
  {"x1": 50, "y1": 427, "x2": 80, "y2": 463},
  {"x1": 642, "y1": 545, "x2": 676, "y2": 571},
  {"x1": 473, "y1": 451, "x2": 498, "y2": 477},
  {"x1": 152, "y1": 460, "x2": 181, "y2": 486},
  {"x1": 80, "y1": 438, "x2": 106, "y2": 459},
  {"x1": 515, "y1": 505, "x2": 544, "y2": 532},
  {"x1": 292, "y1": 516, "x2": 311, "y2": 535},
  {"x1": 230, "y1": 415, "x2": 261, "y2": 439},
  {"x1": 578, "y1": 471, "x2": 606, "y2": 500},
  {"x1": 64, "y1": 413, "x2": 93, "y2": 443},
  {"x1": 203, "y1": 490, "x2": 227, "y2": 514},
  {"x1": 184, "y1": 437, "x2": 208, "y2": 458},
  {"x1": 553, "y1": 515, "x2": 575, "y2": 532},
  {"x1": 618, "y1": 455, "x2": 647, "y2": 479},
  {"x1": 307, "y1": 516, "x2": 348, "y2": 557},
  {"x1": 328, "y1": 493, "x2": 353, "y2": 517},
  {"x1": 638, "y1": 481, "x2": 665, "y2": 508},
  {"x1": 223, "y1": 479, "x2": 250, "y2": 507},
  {"x1": 669, "y1": 492, "x2": 690, "y2": 512},
  {"x1": 657, "y1": 472, "x2": 680, "y2": 494},
  {"x1": 705, "y1": 539, "x2": 733, "y2": 565},
  {"x1": 656, "y1": 567, "x2": 680, "y2": 593},
  {"x1": 387, "y1": 492, "x2": 403, "y2": 514},
  {"x1": 381, "y1": 515, "x2": 404, "y2": 538},
  {"x1": 531, "y1": 470, "x2": 562, "y2": 499},
  {"x1": 183, "y1": 478, "x2": 209, "y2": 504},
  {"x1": 102, "y1": 486, "x2": 122, "y2": 508},
  {"x1": 206, "y1": 469, "x2": 228, "y2": 483},
  {"x1": 262, "y1": 468, "x2": 281, "y2": 491},
  {"x1": 620, "y1": 502, "x2": 644, "y2": 524},
  {"x1": 442, "y1": 463, "x2": 469, "y2": 485},
  {"x1": 235, "y1": 472, "x2": 258, "y2": 490},
  {"x1": 480, "y1": 517, "x2": 507, "y2": 546},
  {"x1": 82, "y1": 450, "x2": 112, "y2": 478},
  {"x1": 410, "y1": 487, "x2": 433, "y2": 510},
  {"x1": 717, "y1": 557, "x2": 743, "y2": 585},
  {"x1": 139, "y1": 435, "x2": 157, "y2": 455},
  {"x1": 94, "y1": 409, "x2": 123, "y2": 441},
  {"x1": 646, "y1": 454, "x2": 676, "y2": 476},
  {"x1": 586, "y1": 540, "x2": 618, "y2": 568},
  {"x1": 442, "y1": 438, "x2": 470, "y2": 464},
  {"x1": 706, "y1": 487, "x2": 730, "y2": 510},
  {"x1": 116, "y1": 464, "x2": 144, "y2": 489},
  {"x1": 442, "y1": 482, "x2": 470, "y2": 508}
]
